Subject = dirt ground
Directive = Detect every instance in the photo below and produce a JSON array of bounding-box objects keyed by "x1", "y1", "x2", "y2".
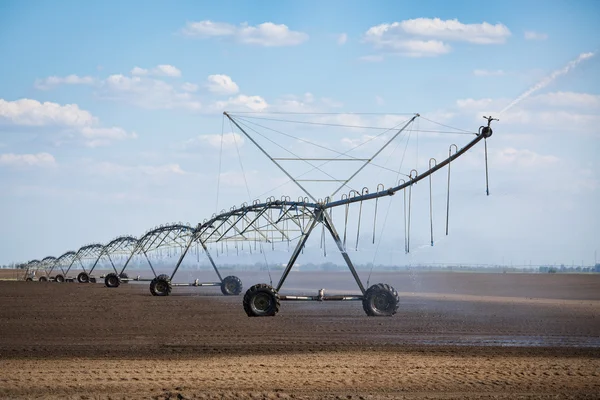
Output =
[{"x1": 0, "y1": 271, "x2": 599, "y2": 399}]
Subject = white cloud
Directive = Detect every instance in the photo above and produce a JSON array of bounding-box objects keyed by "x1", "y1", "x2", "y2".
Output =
[
  {"x1": 181, "y1": 20, "x2": 237, "y2": 37},
  {"x1": 80, "y1": 126, "x2": 138, "y2": 148},
  {"x1": 100, "y1": 74, "x2": 202, "y2": 110},
  {"x1": 219, "y1": 170, "x2": 258, "y2": 187},
  {"x1": 131, "y1": 67, "x2": 148, "y2": 76},
  {"x1": 179, "y1": 132, "x2": 245, "y2": 150},
  {"x1": 364, "y1": 18, "x2": 510, "y2": 58},
  {"x1": 0, "y1": 98, "x2": 135, "y2": 146},
  {"x1": 0, "y1": 98, "x2": 95, "y2": 126},
  {"x1": 456, "y1": 98, "x2": 495, "y2": 109},
  {"x1": 454, "y1": 91, "x2": 600, "y2": 136},
  {"x1": 473, "y1": 69, "x2": 505, "y2": 76},
  {"x1": 524, "y1": 31, "x2": 548, "y2": 40},
  {"x1": 181, "y1": 82, "x2": 199, "y2": 92},
  {"x1": 90, "y1": 161, "x2": 187, "y2": 178},
  {"x1": 533, "y1": 91, "x2": 600, "y2": 109},
  {"x1": 34, "y1": 75, "x2": 95, "y2": 90},
  {"x1": 492, "y1": 148, "x2": 559, "y2": 168},
  {"x1": 0, "y1": 152, "x2": 56, "y2": 168},
  {"x1": 206, "y1": 74, "x2": 239, "y2": 95},
  {"x1": 131, "y1": 64, "x2": 181, "y2": 77},
  {"x1": 181, "y1": 20, "x2": 308, "y2": 47},
  {"x1": 212, "y1": 94, "x2": 268, "y2": 112},
  {"x1": 337, "y1": 33, "x2": 348, "y2": 45},
  {"x1": 397, "y1": 18, "x2": 511, "y2": 44}
]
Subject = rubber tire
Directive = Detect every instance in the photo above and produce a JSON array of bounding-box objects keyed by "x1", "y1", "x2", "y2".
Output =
[
  {"x1": 77, "y1": 272, "x2": 90, "y2": 283},
  {"x1": 38, "y1": 276, "x2": 48, "y2": 282},
  {"x1": 54, "y1": 274, "x2": 65, "y2": 283},
  {"x1": 243, "y1": 284, "x2": 280, "y2": 317},
  {"x1": 150, "y1": 274, "x2": 172, "y2": 296},
  {"x1": 119, "y1": 272, "x2": 129, "y2": 284},
  {"x1": 25, "y1": 277, "x2": 33, "y2": 282},
  {"x1": 221, "y1": 275, "x2": 243, "y2": 296},
  {"x1": 104, "y1": 273, "x2": 121, "y2": 288},
  {"x1": 362, "y1": 283, "x2": 399, "y2": 317}
]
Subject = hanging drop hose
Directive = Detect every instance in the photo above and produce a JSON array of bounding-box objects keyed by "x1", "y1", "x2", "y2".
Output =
[
  {"x1": 484, "y1": 138, "x2": 490, "y2": 196},
  {"x1": 480, "y1": 116, "x2": 496, "y2": 196},
  {"x1": 373, "y1": 183, "x2": 384, "y2": 244},
  {"x1": 446, "y1": 144, "x2": 458, "y2": 236},
  {"x1": 355, "y1": 187, "x2": 369, "y2": 251},
  {"x1": 407, "y1": 170, "x2": 417, "y2": 253},
  {"x1": 428, "y1": 158, "x2": 437, "y2": 246}
]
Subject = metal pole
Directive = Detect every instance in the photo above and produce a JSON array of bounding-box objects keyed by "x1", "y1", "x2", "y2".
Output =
[
  {"x1": 322, "y1": 211, "x2": 366, "y2": 294},
  {"x1": 199, "y1": 238, "x2": 223, "y2": 282},
  {"x1": 118, "y1": 247, "x2": 137, "y2": 276},
  {"x1": 276, "y1": 211, "x2": 321, "y2": 291},
  {"x1": 107, "y1": 253, "x2": 121, "y2": 275},
  {"x1": 325, "y1": 133, "x2": 485, "y2": 209},
  {"x1": 169, "y1": 238, "x2": 195, "y2": 281}
]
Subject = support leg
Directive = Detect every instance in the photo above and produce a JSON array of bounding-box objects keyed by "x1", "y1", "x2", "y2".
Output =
[
  {"x1": 276, "y1": 211, "x2": 321, "y2": 292},
  {"x1": 322, "y1": 211, "x2": 366, "y2": 295},
  {"x1": 170, "y1": 239, "x2": 194, "y2": 281},
  {"x1": 199, "y1": 239, "x2": 223, "y2": 282}
]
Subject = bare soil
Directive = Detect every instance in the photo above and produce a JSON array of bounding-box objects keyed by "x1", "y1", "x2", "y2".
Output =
[{"x1": 0, "y1": 272, "x2": 599, "y2": 399}]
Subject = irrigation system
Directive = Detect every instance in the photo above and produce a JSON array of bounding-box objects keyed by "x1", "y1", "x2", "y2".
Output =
[{"x1": 21, "y1": 113, "x2": 497, "y2": 317}]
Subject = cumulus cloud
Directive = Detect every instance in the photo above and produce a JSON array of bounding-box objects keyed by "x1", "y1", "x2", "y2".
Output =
[
  {"x1": 211, "y1": 94, "x2": 268, "y2": 112},
  {"x1": 91, "y1": 161, "x2": 186, "y2": 177},
  {"x1": 35, "y1": 75, "x2": 95, "y2": 90},
  {"x1": 0, "y1": 152, "x2": 56, "y2": 168},
  {"x1": 0, "y1": 98, "x2": 95, "y2": 127},
  {"x1": 0, "y1": 98, "x2": 135, "y2": 146},
  {"x1": 177, "y1": 132, "x2": 245, "y2": 151},
  {"x1": 492, "y1": 148, "x2": 559, "y2": 168},
  {"x1": 524, "y1": 31, "x2": 548, "y2": 40},
  {"x1": 181, "y1": 20, "x2": 308, "y2": 47},
  {"x1": 206, "y1": 74, "x2": 239, "y2": 95},
  {"x1": 181, "y1": 82, "x2": 199, "y2": 92},
  {"x1": 363, "y1": 18, "x2": 511, "y2": 57},
  {"x1": 454, "y1": 91, "x2": 600, "y2": 136},
  {"x1": 131, "y1": 64, "x2": 182, "y2": 77},
  {"x1": 100, "y1": 74, "x2": 202, "y2": 110}
]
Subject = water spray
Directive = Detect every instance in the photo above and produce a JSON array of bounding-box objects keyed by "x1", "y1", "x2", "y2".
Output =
[{"x1": 498, "y1": 51, "x2": 595, "y2": 116}]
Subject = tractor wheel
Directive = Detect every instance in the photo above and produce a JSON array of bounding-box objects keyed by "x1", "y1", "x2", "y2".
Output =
[
  {"x1": 119, "y1": 272, "x2": 129, "y2": 284},
  {"x1": 150, "y1": 274, "x2": 172, "y2": 296},
  {"x1": 54, "y1": 274, "x2": 65, "y2": 283},
  {"x1": 104, "y1": 273, "x2": 120, "y2": 288},
  {"x1": 221, "y1": 275, "x2": 243, "y2": 296},
  {"x1": 362, "y1": 283, "x2": 399, "y2": 316},
  {"x1": 38, "y1": 276, "x2": 48, "y2": 282},
  {"x1": 243, "y1": 284, "x2": 280, "y2": 317},
  {"x1": 77, "y1": 272, "x2": 90, "y2": 283}
]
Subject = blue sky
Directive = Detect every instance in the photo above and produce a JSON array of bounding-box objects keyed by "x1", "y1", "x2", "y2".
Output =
[{"x1": 1, "y1": 0, "x2": 599, "y2": 268}]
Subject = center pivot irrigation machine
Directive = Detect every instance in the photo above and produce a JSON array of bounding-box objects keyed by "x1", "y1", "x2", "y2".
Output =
[{"x1": 21, "y1": 111, "x2": 497, "y2": 317}]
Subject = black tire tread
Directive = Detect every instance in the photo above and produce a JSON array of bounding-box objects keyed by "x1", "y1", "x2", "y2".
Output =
[
  {"x1": 77, "y1": 272, "x2": 90, "y2": 283},
  {"x1": 104, "y1": 273, "x2": 121, "y2": 288},
  {"x1": 362, "y1": 283, "x2": 399, "y2": 317},
  {"x1": 242, "y1": 283, "x2": 280, "y2": 317},
  {"x1": 150, "y1": 275, "x2": 172, "y2": 296},
  {"x1": 221, "y1": 275, "x2": 243, "y2": 296}
]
